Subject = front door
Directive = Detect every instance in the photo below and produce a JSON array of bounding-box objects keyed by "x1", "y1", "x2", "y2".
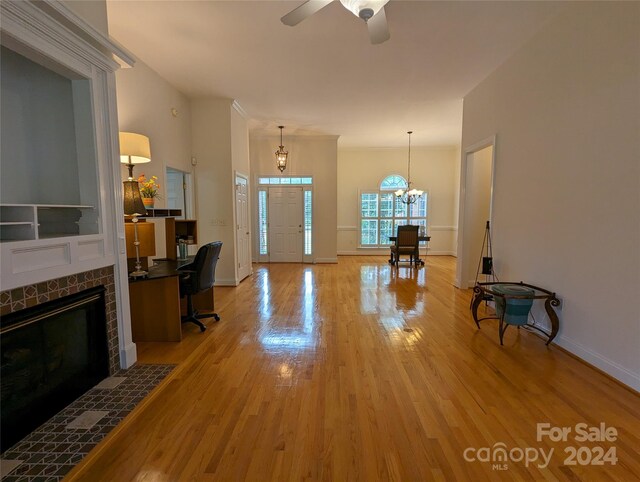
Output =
[
  {"x1": 235, "y1": 174, "x2": 251, "y2": 281},
  {"x1": 268, "y1": 187, "x2": 303, "y2": 262}
]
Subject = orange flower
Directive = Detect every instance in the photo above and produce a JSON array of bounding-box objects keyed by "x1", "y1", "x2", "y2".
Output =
[{"x1": 137, "y1": 174, "x2": 161, "y2": 199}]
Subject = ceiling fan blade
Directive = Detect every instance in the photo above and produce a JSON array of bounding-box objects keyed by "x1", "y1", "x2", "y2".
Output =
[
  {"x1": 281, "y1": 0, "x2": 334, "y2": 26},
  {"x1": 367, "y1": 5, "x2": 390, "y2": 44}
]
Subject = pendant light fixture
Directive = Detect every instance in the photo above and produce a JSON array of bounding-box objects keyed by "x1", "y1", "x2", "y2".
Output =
[
  {"x1": 275, "y1": 126, "x2": 288, "y2": 173},
  {"x1": 395, "y1": 131, "x2": 423, "y2": 205}
]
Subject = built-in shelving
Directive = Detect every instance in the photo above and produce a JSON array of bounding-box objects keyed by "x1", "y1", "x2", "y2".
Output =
[{"x1": 0, "y1": 204, "x2": 98, "y2": 242}]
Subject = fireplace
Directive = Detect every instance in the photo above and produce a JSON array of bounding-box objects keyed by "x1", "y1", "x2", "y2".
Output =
[{"x1": 1, "y1": 286, "x2": 109, "y2": 452}]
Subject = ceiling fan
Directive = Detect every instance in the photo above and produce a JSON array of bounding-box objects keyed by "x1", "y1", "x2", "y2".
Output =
[{"x1": 281, "y1": 0, "x2": 391, "y2": 45}]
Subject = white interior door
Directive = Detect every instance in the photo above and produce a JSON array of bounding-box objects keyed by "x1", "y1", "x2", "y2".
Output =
[
  {"x1": 235, "y1": 175, "x2": 251, "y2": 281},
  {"x1": 268, "y1": 187, "x2": 303, "y2": 262}
]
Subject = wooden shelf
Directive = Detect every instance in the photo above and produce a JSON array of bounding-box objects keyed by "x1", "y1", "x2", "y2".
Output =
[
  {"x1": 164, "y1": 219, "x2": 197, "y2": 260},
  {"x1": 142, "y1": 208, "x2": 182, "y2": 218}
]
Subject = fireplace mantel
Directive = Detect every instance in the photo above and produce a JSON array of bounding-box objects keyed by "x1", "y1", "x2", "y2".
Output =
[{"x1": 0, "y1": 0, "x2": 138, "y2": 368}]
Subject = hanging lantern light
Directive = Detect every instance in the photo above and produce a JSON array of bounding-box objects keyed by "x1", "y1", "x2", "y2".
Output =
[{"x1": 275, "y1": 126, "x2": 288, "y2": 173}]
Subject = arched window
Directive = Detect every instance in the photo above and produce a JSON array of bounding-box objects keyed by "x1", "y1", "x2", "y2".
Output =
[
  {"x1": 359, "y1": 174, "x2": 428, "y2": 247},
  {"x1": 380, "y1": 175, "x2": 408, "y2": 191}
]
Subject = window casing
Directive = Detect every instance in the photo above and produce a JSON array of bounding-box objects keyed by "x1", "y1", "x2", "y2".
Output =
[{"x1": 360, "y1": 175, "x2": 428, "y2": 247}]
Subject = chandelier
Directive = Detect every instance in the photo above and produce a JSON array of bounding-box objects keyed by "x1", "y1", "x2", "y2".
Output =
[
  {"x1": 395, "y1": 131, "x2": 423, "y2": 204},
  {"x1": 275, "y1": 126, "x2": 288, "y2": 173}
]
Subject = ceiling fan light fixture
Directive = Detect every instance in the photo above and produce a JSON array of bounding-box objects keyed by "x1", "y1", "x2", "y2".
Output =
[
  {"x1": 275, "y1": 126, "x2": 288, "y2": 173},
  {"x1": 339, "y1": 0, "x2": 388, "y2": 20}
]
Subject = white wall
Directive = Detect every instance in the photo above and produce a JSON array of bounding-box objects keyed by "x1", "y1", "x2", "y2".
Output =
[
  {"x1": 460, "y1": 3, "x2": 640, "y2": 389},
  {"x1": 250, "y1": 135, "x2": 338, "y2": 263},
  {"x1": 191, "y1": 98, "x2": 237, "y2": 284},
  {"x1": 337, "y1": 147, "x2": 459, "y2": 255},
  {"x1": 230, "y1": 105, "x2": 251, "y2": 279},
  {"x1": 1, "y1": 47, "x2": 81, "y2": 205},
  {"x1": 231, "y1": 106, "x2": 250, "y2": 176},
  {"x1": 115, "y1": 60, "x2": 193, "y2": 205},
  {"x1": 63, "y1": 0, "x2": 109, "y2": 36}
]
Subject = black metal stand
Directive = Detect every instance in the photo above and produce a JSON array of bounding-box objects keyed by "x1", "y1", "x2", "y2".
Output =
[
  {"x1": 470, "y1": 221, "x2": 497, "y2": 309},
  {"x1": 475, "y1": 220, "x2": 496, "y2": 284}
]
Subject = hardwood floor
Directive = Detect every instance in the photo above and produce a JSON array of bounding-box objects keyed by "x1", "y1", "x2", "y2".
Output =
[{"x1": 66, "y1": 256, "x2": 640, "y2": 481}]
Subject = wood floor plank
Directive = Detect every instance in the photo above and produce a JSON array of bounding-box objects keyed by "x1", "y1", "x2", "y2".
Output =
[{"x1": 65, "y1": 256, "x2": 640, "y2": 481}]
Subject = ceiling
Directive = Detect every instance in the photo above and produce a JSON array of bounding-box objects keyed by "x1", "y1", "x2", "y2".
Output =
[{"x1": 106, "y1": 1, "x2": 567, "y2": 147}]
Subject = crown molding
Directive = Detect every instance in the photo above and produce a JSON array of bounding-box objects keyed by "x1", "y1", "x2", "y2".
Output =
[
  {"x1": 231, "y1": 100, "x2": 249, "y2": 119},
  {"x1": 250, "y1": 133, "x2": 340, "y2": 141},
  {"x1": 40, "y1": 0, "x2": 135, "y2": 67}
]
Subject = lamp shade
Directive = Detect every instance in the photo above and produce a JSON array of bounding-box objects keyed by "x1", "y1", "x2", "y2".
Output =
[
  {"x1": 119, "y1": 132, "x2": 151, "y2": 164},
  {"x1": 123, "y1": 180, "x2": 146, "y2": 216}
]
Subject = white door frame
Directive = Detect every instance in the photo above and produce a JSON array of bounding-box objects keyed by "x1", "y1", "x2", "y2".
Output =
[
  {"x1": 455, "y1": 135, "x2": 497, "y2": 288},
  {"x1": 253, "y1": 175, "x2": 314, "y2": 264},
  {"x1": 234, "y1": 171, "x2": 251, "y2": 281}
]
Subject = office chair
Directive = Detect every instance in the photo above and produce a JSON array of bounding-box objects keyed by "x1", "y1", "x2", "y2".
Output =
[
  {"x1": 178, "y1": 241, "x2": 222, "y2": 331},
  {"x1": 389, "y1": 225, "x2": 420, "y2": 267}
]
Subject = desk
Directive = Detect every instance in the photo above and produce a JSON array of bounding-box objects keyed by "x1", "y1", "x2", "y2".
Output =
[
  {"x1": 388, "y1": 235, "x2": 431, "y2": 266},
  {"x1": 128, "y1": 258, "x2": 215, "y2": 342}
]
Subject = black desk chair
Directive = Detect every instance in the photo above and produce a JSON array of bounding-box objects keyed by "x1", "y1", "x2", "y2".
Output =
[
  {"x1": 178, "y1": 241, "x2": 222, "y2": 332},
  {"x1": 389, "y1": 225, "x2": 420, "y2": 267}
]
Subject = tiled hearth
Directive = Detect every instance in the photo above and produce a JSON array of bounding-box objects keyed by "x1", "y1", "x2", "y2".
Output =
[
  {"x1": 0, "y1": 267, "x2": 120, "y2": 374},
  {"x1": 1, "y1": 364, "x2": 175, "y2": 481}
]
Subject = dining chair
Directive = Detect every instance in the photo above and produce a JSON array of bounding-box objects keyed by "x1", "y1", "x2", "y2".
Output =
[{"x1": 389, "y1": 225, "x2": 420, "y2": 267}]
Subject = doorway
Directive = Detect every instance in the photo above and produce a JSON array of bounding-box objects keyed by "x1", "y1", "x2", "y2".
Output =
[
  {"x1": 165, "y1": 167, "x2": 193, "y2": 219},
  {"x1": 235, "y1": 173, "x2": 251, "y2": 281},
  {"x1": 456, "y1": 137, "x2": 495, "y2": 288},
  {"x1": 268, "y1": 187, "x2": 303, "y2": 263}
]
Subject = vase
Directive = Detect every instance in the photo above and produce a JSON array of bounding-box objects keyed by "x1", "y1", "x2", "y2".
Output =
[{"x1": 142, "y1": 198, "x2": 154, "y2": 209}]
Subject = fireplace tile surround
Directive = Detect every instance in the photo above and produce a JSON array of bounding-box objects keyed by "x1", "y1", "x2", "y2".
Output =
[{"x1": 0, "y1": 266, "x2": 120, "y2": 374}]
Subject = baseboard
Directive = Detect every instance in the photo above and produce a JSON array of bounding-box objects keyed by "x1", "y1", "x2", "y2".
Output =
[
  {"x1": 555, "y1": 335, "x2": 640, "y2": 392},
  {"x1": 120, "y1": 342, "x2": 137, "y2": 369},
  {"x1": 314, "y1": 258, "x2": 338, "y2": 264},
  {"x1": 430, "y1": 225, "x2": 458, "y2": 231},
  {"x1": 337, "y1": 250, "x2": 456, "y2": 256},
  {"x1": 215, "y1": 278, "x2": 239, "y2": 287},
  {"x1": 337, "y1": 250, "x2": 389, "y2": 256}
]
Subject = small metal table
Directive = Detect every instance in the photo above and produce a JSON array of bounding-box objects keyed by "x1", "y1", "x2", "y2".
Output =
[{"x1": 471, "y1": 281, "x2": 561, "y2": 345}]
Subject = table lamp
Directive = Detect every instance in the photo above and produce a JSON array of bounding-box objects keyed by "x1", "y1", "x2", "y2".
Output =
[
  {"x1": 123, "y1": 179, "x2": 148, "y2": 278},
  {"x1": 120, "y1": 131, "x2": 152, "y2": 278}
]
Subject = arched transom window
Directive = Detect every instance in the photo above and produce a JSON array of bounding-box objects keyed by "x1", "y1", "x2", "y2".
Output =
[{"x1": 380, "y1": 175, "x2": 408, "y2": 191}]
